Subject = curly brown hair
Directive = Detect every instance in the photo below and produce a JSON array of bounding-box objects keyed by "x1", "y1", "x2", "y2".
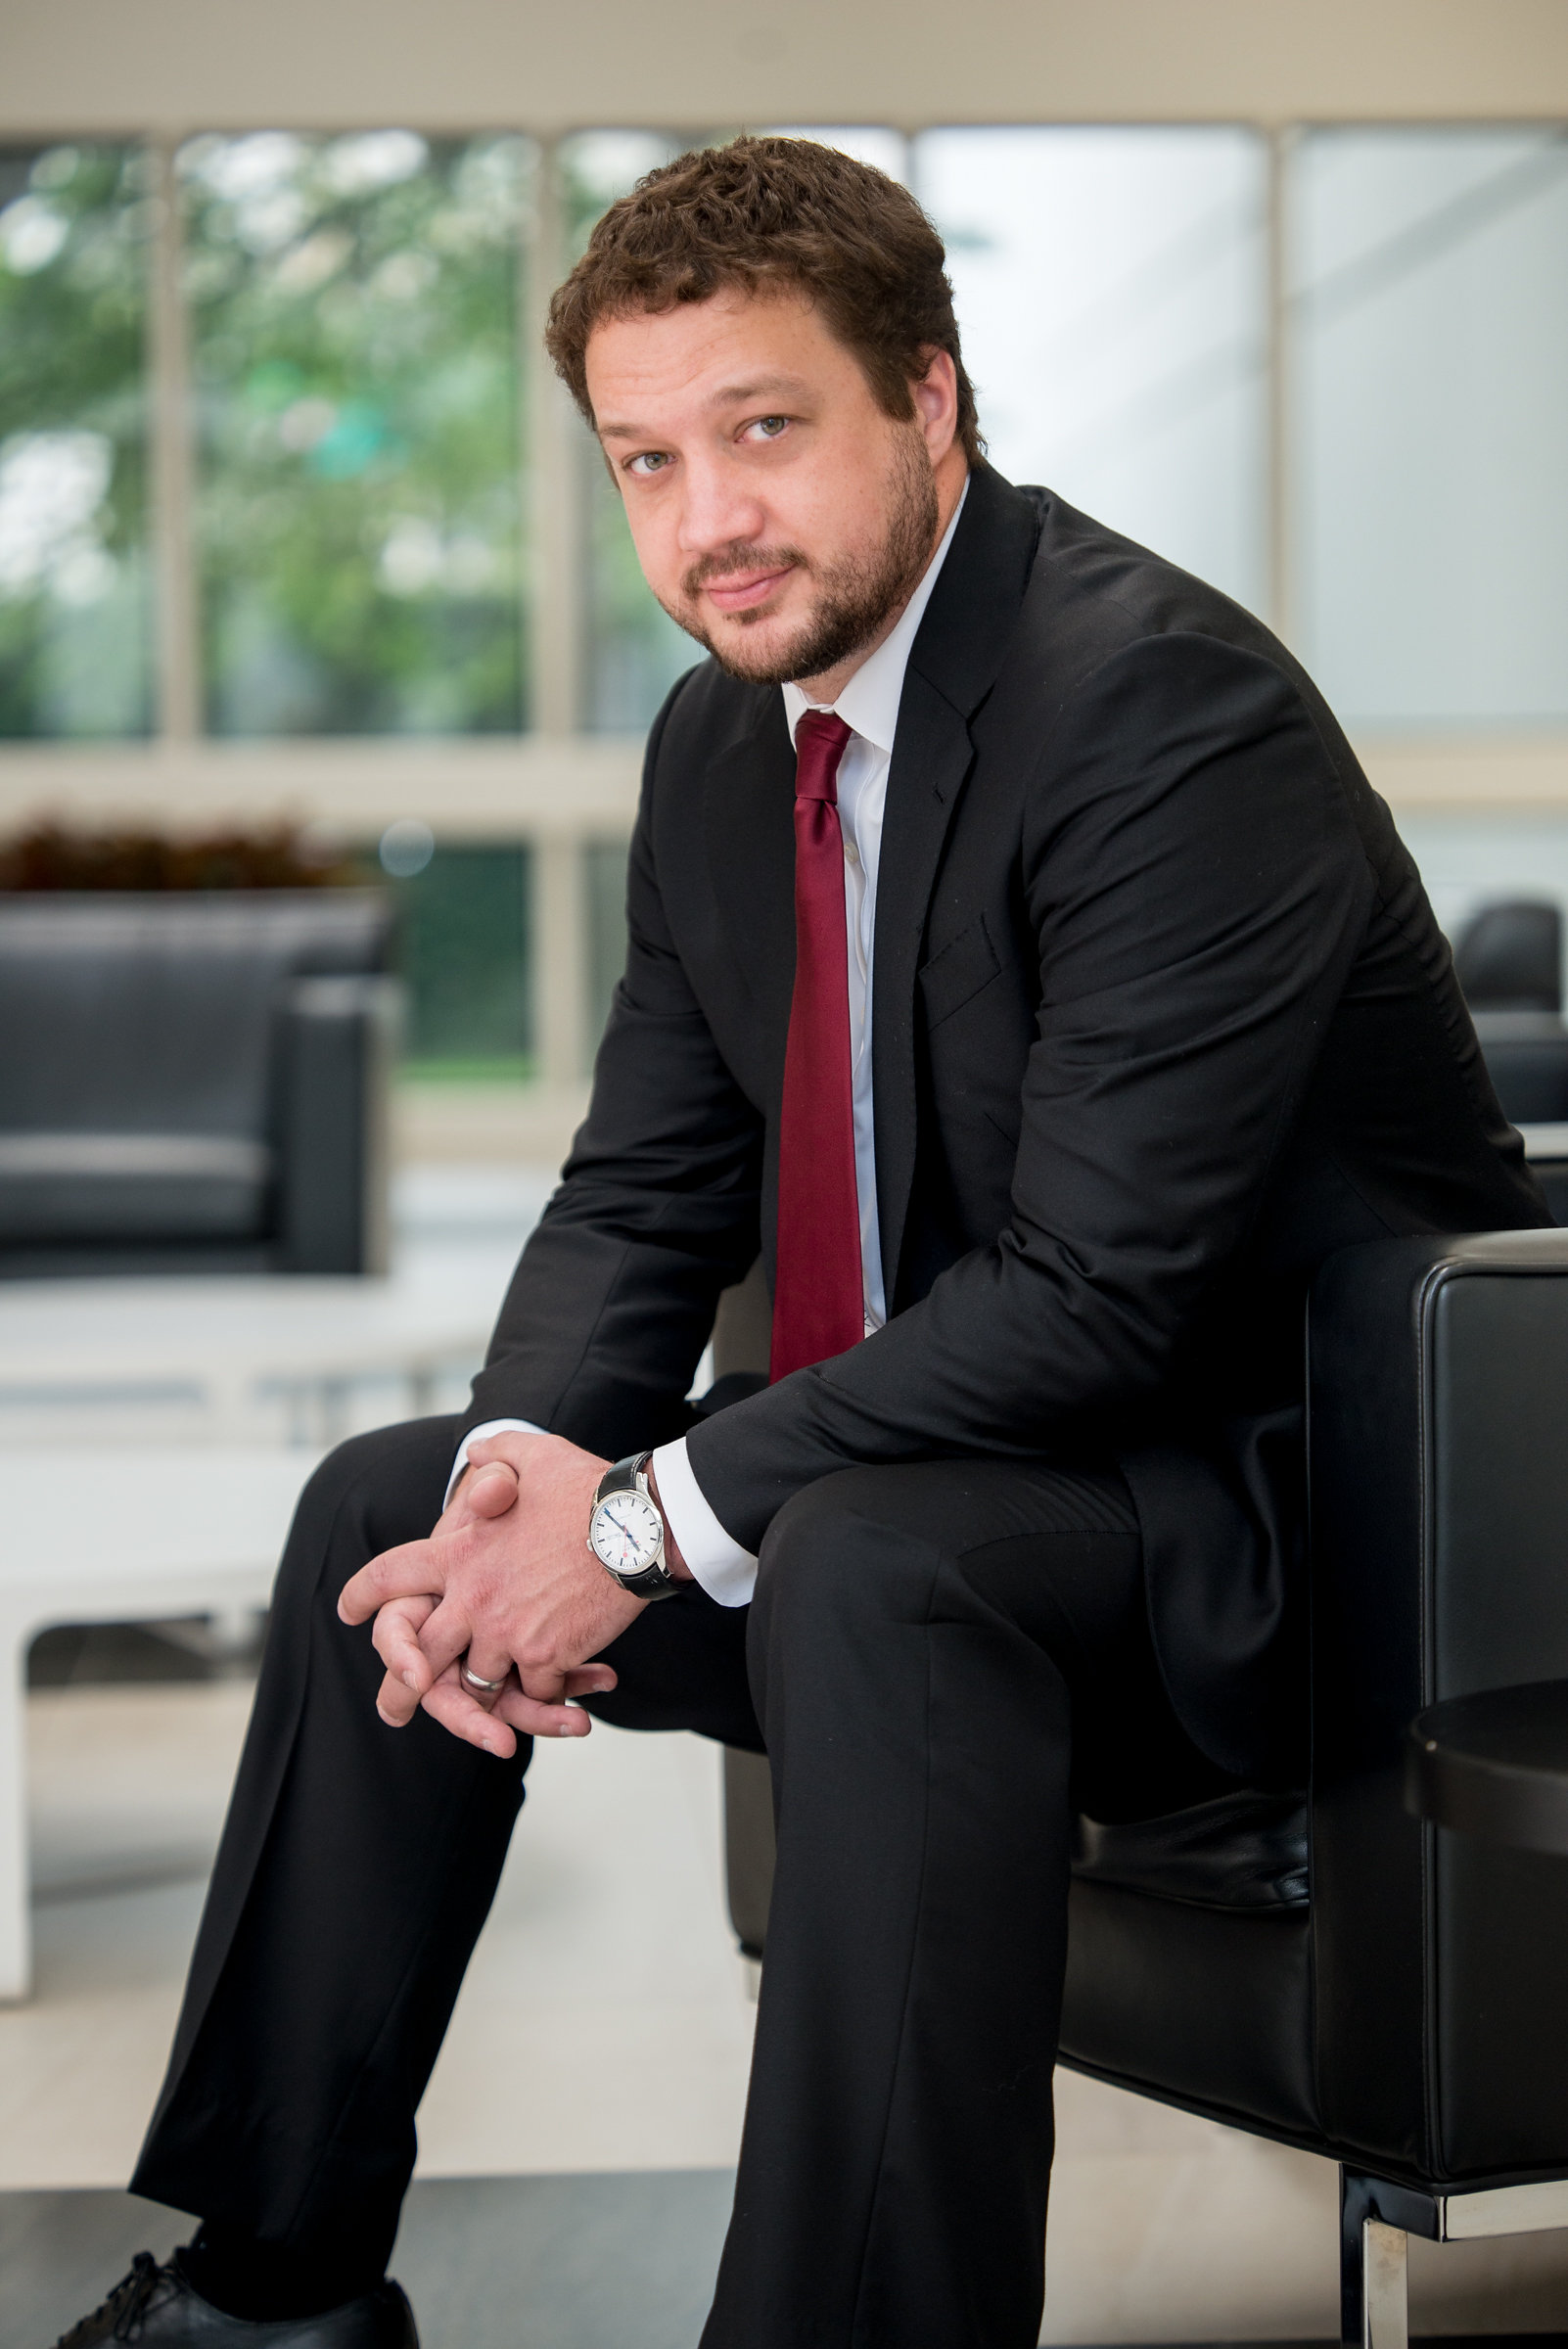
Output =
[{"x1": 546, "y1": 136, "x2": 983, "y2": 466}]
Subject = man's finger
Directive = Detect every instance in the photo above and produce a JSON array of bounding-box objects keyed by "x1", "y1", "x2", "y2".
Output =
[
  {"x1": 464, "y1": 1461, "x2": 519, "y2": 1520},
  {"x1": 376, "y1": 1665, "x2": 423, "y2": 1728},
  {"x1": 488, "y1": 1685, "x2": 595, "y2": 1739},
  {"x1": 371, "y1": 1595, "x2": 437, "y2": 1701},
  {"x1": 419, "y1": 1676, "x2": 524, "y2": 1757},
  {"x1": 517, "y1": 1659, "x2": 569, "y2": 1707},
  {"x1": 414, "y1": 1594, "x2": 476, "y2": 1682},
  {"x1": 339, "y1": 1538, "x2": 448, "y2": 1625},
  {"x1": 563, "y1": 1662, "x2": 619, "y2": 1698},
  {"x1": 465, "y1": 1434, "x2": 528, "y2": 1470}
]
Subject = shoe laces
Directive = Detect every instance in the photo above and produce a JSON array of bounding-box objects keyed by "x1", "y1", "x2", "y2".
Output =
[{"x1": 53, "y1": 2251, "x2": 166, "y2": 2345}]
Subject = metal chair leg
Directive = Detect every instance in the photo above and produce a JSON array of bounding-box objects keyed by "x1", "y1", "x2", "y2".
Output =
[
  {"x1": 1361, "y1": 2219, "x2": 1409, "y2": 2349},
  {"x1": 1342, "y1": 2173, "x2": 1412, "y2": 2349}
]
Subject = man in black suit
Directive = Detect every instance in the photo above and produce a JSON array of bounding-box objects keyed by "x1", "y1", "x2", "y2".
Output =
[{"x1": 64, "y1": 138, "x2": 1545, "y2": 2349}]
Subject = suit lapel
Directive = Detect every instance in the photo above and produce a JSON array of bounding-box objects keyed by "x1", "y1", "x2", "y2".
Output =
[
  {"x1": 703, "y1": 689, "x2": 798, "y2": 1099},
  {"x1": 873, "y1": 467, "x2": 1044, "y2": 1305}
]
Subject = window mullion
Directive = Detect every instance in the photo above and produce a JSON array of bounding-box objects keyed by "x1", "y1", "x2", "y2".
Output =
[
  {"x1": 1265, "y1": 122, "x2": 1299, "y2": 650},
  {"x1": 148, "y1": 135, "x2": 202, "y2": 742},
  {"x1": 526, "y1": 133, "x2": 586, "y2": 736}
]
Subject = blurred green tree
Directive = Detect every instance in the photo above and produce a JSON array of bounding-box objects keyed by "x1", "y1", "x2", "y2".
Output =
[
  {"x1": 183, "y1": 131, "x2": 530, "y2": 734},
  {"x1": 0, "y1": 143, "x2": 152, "y2": 737},
  {"x1": 559, "y1": 132, "x2": 703, "y2": 733}
]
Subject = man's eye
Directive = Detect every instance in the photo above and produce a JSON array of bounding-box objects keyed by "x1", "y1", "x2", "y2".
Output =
[
  {"x1": 753, "y1": 416, "x2": 788, "y2": 439},
  {"x1": 626, "y1": 451, "x2": 672, "y2": 477}
]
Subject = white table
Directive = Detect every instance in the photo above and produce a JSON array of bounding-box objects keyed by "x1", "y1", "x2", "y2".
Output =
[
  {"x1": 0, "y1": 1246, "x2": 516, "y2": 1451},
  {"x1": 0, "y1": 1450, "x2": 318, "y2": 2000}
]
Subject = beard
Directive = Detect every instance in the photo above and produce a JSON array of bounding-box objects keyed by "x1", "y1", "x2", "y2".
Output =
[{"x1": 659, "y1": 430, "x2": 942, "y2": 687}]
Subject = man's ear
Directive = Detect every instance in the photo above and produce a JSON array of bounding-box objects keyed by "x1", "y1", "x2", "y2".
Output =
[{"x1": 910, "y1": 347, "x2": 959, "y2": 462}]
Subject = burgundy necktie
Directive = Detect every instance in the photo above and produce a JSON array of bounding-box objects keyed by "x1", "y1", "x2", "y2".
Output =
[{"x1": 770, "y1": 710, "x2": 864, "y2": 1384}]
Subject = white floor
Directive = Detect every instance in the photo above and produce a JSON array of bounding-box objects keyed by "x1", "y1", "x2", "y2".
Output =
[{"x1": 11, "y1": 1677, "x2": 1568, "y2": 2340}]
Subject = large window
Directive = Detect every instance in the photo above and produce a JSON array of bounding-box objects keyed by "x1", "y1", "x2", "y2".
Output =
[
  {"x1": 183, "y1": 131, "x2": 530, "y2": 735},
  {"x1": 12, "y1": 120, "x2": 1568, "y2": 746},
  {"x1": 564, "y1": 131, "x2": 702, "y2": 734},
  {"x1": 0, "y1": 143, "x2": 152, "y2": 738},
  {"x1": 917, "y1": 126, "x2": 1268, "y2": 616},
  {"x1": 1294, "y1": 128, "x2": 1568, "y2": 730},
  {"x1": 377, "y1": 834, "x2": 532, "y2": 1078}
]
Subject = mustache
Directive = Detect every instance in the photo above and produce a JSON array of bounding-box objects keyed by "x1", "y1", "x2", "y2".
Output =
[{"x1": 680, "y1": 544, "x2": 808, "y2": 602}]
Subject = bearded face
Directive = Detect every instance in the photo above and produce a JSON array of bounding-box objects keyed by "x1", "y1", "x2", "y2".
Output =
[
  {"x1": 586, "y1": 285, "x2": 961, "y2": 699},
  {"x1": 663, "y1": 425, "x2": 941, "y2": 687}
]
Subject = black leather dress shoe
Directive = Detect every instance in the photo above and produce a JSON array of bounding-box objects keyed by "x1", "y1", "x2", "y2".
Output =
[{"x1": 51, "y1": 2253, "x2": 419, "y2": 2346}]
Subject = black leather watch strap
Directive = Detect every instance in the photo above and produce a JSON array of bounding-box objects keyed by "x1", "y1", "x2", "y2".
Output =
[{"x1": 594, "y1": 1451, "x2": 651, "y2": 1505}]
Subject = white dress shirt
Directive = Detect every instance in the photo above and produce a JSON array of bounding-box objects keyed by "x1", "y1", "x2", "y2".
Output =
[{"x1": 453, "y1": 484, "x2": 969, "y2": 1608}]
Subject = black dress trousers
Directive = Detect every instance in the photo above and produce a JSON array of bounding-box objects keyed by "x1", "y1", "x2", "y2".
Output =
[{"x1": 133, "y1": 1417, "x2": 1239, "y2": 2349}]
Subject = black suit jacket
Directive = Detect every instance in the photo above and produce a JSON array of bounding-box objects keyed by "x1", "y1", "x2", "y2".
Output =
[{"x1": 466, "y1": 464, "x2": 1547, "y2": 1781}]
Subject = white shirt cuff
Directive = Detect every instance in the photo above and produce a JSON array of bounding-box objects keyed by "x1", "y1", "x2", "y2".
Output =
[
  {"x1": 650, "y1": 1437, "x2": 758, "y2": 1607},
  {"x1": 445, "y1": 1417, "x2": 546, "y2": 1510}
]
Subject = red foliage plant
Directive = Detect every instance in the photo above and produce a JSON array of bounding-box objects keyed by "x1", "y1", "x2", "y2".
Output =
[{"x1": 0, "y1": 821, "x2": 357, "y2": 893}]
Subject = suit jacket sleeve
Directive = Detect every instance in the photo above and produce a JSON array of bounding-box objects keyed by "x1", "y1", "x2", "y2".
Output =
[
  {"x1": 685, "y1": 630, "x2": 1377, "y2": 1551},
  {"x1": 461, "y1": 679, "x2": 764, "y2": 1458}
]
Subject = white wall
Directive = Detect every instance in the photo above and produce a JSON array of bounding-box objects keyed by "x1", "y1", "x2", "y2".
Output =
[{"x1": 4, "y1": 0, "x2": 1568, "y2": 139}]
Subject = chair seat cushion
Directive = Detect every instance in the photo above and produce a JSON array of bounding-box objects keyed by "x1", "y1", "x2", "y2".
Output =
[
  {"x1": 0, "y1": 1132, "x2": 274, "y2": 1240},
  {"x1": 1072, "y1": 1790, "x2": 1308, "y2": 1911},
  {"x1": 1061, "y1": 1879, "x2": 1318, "y2": 2141}
]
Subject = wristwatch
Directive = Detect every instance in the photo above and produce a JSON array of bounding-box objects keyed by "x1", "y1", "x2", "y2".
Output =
[{"x1": 587, "y1": 1451, "x2": 680, "y2": 1600}]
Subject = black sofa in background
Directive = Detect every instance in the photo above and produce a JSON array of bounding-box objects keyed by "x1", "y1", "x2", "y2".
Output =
[
  {"x1": 1453, "y1": 898, "x2": 1568, "y2": 1221},
  {"x1": 0, "y1": 891, "x2": 397, "y2": 1276}
]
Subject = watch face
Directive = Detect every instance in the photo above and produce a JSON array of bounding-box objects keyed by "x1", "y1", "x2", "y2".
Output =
[{"x1": 590, "y1": 1487, "x2": 664, "y2": 1579}]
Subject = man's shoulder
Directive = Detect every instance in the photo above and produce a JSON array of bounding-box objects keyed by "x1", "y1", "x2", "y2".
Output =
[
  {"x1": 1017, "y1": 487, "x2": 1284, "y2": 672},
  {"x1": 647, "y1": 656, "x2": 780, "y2": 781},
  {"x1": 996, "y1": 485, "x2": 1365, "y2": 786}
]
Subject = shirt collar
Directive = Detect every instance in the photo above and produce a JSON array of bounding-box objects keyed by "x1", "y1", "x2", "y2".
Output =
[{"x1": 781, "y1": 476, "x2": 969, "y2": 756}]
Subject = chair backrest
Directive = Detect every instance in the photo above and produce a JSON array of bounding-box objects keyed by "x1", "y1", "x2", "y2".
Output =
[
  {"x1": 0, "y1": 891, "x2": 392, "y2": 1247},
  {"x1": 1309, "y1": 1229, "x2": 1568, "y2": 2181},
  {"x1": 0, "y1": 891, "x2": 390, "y2": 1139},
  {"x1": 1471, "y1": 1010, "x2": 1568, "y2": 1126},
  {"x1": 1453, "y1": 898, "x2": 1562, "y2": 1014}
]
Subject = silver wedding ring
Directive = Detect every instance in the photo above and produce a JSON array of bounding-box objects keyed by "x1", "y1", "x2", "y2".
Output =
[{"x1": 461, "y1": 1660, "x2": 509, "y2": 1694}]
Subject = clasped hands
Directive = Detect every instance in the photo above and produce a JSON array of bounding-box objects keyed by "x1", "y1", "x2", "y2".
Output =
[{"x1": 337, "y1": 1432, "x2": 649, "y2": 1761}]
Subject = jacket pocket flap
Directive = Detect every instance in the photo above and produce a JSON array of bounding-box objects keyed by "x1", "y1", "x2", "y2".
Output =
[{"x1": 918, "y1": 911, "x2": 1001, "y2": 1029}]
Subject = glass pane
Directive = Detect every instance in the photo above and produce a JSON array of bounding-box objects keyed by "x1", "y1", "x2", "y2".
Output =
[
  {"x1": 183, "y1": 132, "x2": 530, "y2": 736},
  {"x1": 378, "y1": 838, "x2": 532, "y2": 1076},
  {"x1": 564, "y1": 132, "x2": 705, "y2": 734},
  {"x1": 916, "y1": 127, "x2": 1268, "y2": 615},
  {"x1": 0, "y1": 143, "x2": 152, "y2": 738},
  {"x1": 762, "y1": 128, "x2": 908, "y2": 182},
  {"x1": 585, "y1": 835, "x2": 630, "y2": 1052},
  {"x1": 1294, "y1": 130, "x2": 1568, "y2": 730},
  {"x1": 1395, "y1": 812, "x2": 1568, "y2": 952}
]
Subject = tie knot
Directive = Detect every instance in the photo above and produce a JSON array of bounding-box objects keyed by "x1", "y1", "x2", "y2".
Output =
[{"x1": 794, "y1": 710, "x2": 853, "y2": 804}]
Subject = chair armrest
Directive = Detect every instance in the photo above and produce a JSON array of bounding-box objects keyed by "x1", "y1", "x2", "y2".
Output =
[
  {"x1": 1311, "y1": 1227, "x2": 1568, "y2": 1763},
  {"x1": 1308, "y1": 1227, "x2": 1568, "y2": 2169},
  {"x1": 275, "y1": 974, "x2": 401, "y2": 1274}
]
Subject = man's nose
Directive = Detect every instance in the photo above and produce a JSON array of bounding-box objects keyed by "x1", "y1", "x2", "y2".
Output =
[{"x1": 675, "y1": 457, "x2": 766, "y2": 558}]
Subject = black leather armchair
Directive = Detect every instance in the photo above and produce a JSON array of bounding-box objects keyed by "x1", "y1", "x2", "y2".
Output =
[
  {"x1": 721, "y1": 1228, "x2": 1568, "y2": 2345},
  {"x1": 0, "y1": 891, "x2": 397, "y2": 1276}
]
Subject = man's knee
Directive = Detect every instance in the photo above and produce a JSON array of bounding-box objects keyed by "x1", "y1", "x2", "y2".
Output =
[
  {"x1": 755, "y1": 1467, "x2": 946, "y2": 1635},
  {"x1": 275, "y1": 1415, "x2": 462, "y2": 1613}
]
